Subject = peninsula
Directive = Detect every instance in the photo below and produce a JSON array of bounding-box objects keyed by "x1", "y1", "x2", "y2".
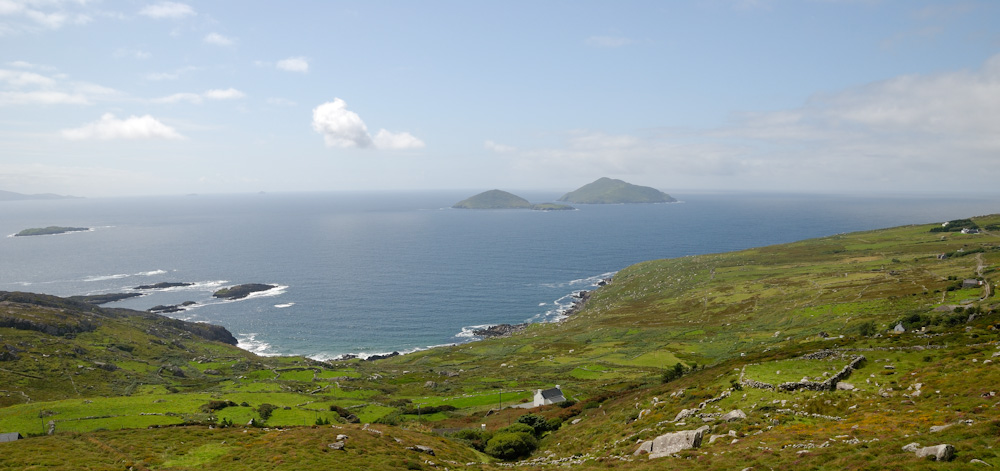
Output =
[
  {"x1": 558, "y1": 177, "x2": 676, "y2": 204},
  {"x1": 453, "y1": 189, "x2": 574, "y2": 210},
  {"x1": 14, "y1": 226, "x2": 90, "y2": 237}
]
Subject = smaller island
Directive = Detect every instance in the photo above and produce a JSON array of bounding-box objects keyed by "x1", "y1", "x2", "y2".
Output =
[
  {"x1": 452, "y1": 190, "x2": 574, "y2": 211},
  {"x1": 558, "y1": 177, "x2": 676, "y2": 204},
  {"x1": 133, "y1": 282, "x2": 194, "y2": 290},
  {"x1": 14, "y1": 226, "x2": 90, "y2": 237},
  {"x1": 213, "y1": 283, "x2": 277, "y2": 300}
]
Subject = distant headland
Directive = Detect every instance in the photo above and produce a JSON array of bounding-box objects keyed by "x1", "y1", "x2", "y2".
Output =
[
  {"x1": 558, "y1": 177, "x2": 676, "y2": 204},
  {"x1": 452, "y1": 189, "x2": 574, "y2": 211}
]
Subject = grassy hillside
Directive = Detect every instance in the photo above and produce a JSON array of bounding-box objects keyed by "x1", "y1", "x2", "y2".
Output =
[{"x1": 1, "y1": 214, "x2": 999, "y2": 469}]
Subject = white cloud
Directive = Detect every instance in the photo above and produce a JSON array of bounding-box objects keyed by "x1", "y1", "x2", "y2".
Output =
[
  {"x1": 61, "y1": 113, "x2": 185, "y2": 140},
  {"x1": 276, "y1": 57, "x2": 309, "y2": 73},
  {"x1": 585, "y1": 35, "x2": 634, "y2": 48},
  {"x1": 311, "y1": 98, "x2": 373, "y2": 148},
  {"x1": 373, "y1": 129, "x2": 425, "y2": 150},
  {"x1": 153, "y1": 88, "x2": 245, "y2": 104},
  {"x1": 203, "y1": 88, "x2": 245, "y2": 100},
  {"x1": 204, "y1": 32, "x2": 234, "y2": 46},
  {"x1": 311, "y1": 98, "x2": 424, "y2": 150},
  {"x1": 138, "y1": 2, "x2": 194, "y2": 19}
]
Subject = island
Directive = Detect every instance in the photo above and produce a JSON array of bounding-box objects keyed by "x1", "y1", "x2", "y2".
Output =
[
  {"x1": 557, "y1": 177, "x2": 677, "y2": 204},
  {"x1": 14, "y1": 226, "x2": 90, "y2": 237},
  {"x1": 213, "y1": 283, "x2": 277, "y2": 300},
  {"x1": 133, "y1": 282, "x2": 194, "y2": 290},
  {"x1": 452, "y1": 189, "x2": 574, "y2": 211}
]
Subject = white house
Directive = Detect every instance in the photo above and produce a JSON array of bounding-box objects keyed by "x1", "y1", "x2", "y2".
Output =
[{"x1": 533, "y1": 385, "x2": 566, "y2": 407}]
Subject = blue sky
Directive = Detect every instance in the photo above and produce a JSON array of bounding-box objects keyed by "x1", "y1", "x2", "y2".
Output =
[{"x1": 1, "y1": 0, "x2": 998, "y2": 197}]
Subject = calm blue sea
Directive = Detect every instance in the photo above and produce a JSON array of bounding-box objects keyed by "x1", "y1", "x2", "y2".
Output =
[{"x1": 1, "y1": 191, "x2": 997, "y2": 359}]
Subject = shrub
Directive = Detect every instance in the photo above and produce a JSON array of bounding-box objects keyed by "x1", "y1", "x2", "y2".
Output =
[
  {"x1": 451, "y1": 428, "x2": 493, "y2": 451},
  {"x1": 484, "y1": 431, "x2": 538, "y2": 460},
  {"x1": 661, "y1": 362, "x2": 686, "y2": 383},
  {"x1": 257, "y1": 403, "x2": 277, "y2": 421}
]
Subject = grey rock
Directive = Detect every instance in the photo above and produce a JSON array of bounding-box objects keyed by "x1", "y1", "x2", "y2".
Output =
[
  {"x1": 721, "y1": 409, "x2": 747, "y2": 422},
  {"x1": 930, "y1": 424, "x2": 953, "y2": 433},
  {"x1": 970, "y1": 459, "x2": 992, "y2": 466},
  {"x1": 328, "y1": 441, "x2": 345, "y2": 450},
  {"x1": 914, "y1": 444, "x2": 955, "y2": 461},
  {"x1": 836, "y1": 382, "x2": 855, "y2": 391},
  {"x1": 902, "y1": 442, "x2": 921, "y2": 453},
  {"x1": 407, "y1": 445, "x2": 435, "y2": 456},
  {"x1": 646, "y1": 428, "x2": 705, "y2": 459},
  {"x1": 673, "y1": 408, "x2": 697, "y2": 422}
]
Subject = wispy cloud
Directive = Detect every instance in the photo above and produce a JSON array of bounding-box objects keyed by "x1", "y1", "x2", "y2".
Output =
[
  {"x1": 114, "y1": 48, "x2": 151, "y2": 60},
  {"x1": 311, "y1": 98, "x2": 424, "y2": 150},
  {"x1": 485, "y1": 140, "x2": 516, "y2": 153},
  {"x1": 0, "y1": 0, "x2": 92, "y2": 35},
  {"x1": 504, "y1": 54, "x2": 1000, "y2": 191},
  {"x1": 152, "y1": 88, "x2": 245, "y2": 104},
  {"x1": 0, "y1": 67, "x2": 118, "y2": 105},
  {"x1": 138, "y1": 2, "x2": 195, "y2": 20},
  {"x1": 276, "y1": 57, "x2": 309, "y2": 73},
  {"x1": 204, "y1": 32, "x2": 235, "y2": 46},
  {"x1": 61, "y1": 113, "x2": 185, "y2": 140}
]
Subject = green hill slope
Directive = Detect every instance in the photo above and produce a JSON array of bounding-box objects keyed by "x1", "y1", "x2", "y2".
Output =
[
  {"x1": 2, "y1": 214, "x2": 999, "y2": 469},
  {"x1": 558, "y1": 177, "x2": 677, "y2": 204}
]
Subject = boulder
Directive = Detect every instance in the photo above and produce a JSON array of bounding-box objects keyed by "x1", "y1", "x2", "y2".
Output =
[
  {"x1": 836, "y1": 382, "x2": 855, "y2": 391},
  {"x1": 915, "y1": 444, "x2": 955, "y2": 461},
  {"x1": 721, "y1": 409, "x2": 747, "y2": 422},
  {"x1": 930, "y1": 424, "x2": 953, "y2": 433},
  {"x1": 635, "y1": 428, "x2": 704, "y2": 459},
  {"x1": 328, "y1": 441, "x2": 345, "y2": 451},
  {"x1": 673, "y1": 408, "x2": 697, "y2": 422}
]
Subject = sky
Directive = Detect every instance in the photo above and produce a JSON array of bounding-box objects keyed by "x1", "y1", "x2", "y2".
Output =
[{"x1": 1, "y1": 0, "x2": 999, "y2": 197}]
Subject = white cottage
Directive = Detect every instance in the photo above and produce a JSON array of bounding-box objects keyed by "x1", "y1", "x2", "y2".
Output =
[{"x1": 533, "y1": 385, "x2": 566, "y2": 407}]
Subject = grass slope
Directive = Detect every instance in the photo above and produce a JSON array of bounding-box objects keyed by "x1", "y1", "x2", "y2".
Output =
[{"x1": 2, "y1": 214, "x2": 999, "y2": 469}]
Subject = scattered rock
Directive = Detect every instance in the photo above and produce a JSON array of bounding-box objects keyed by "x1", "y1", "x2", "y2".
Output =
[
  {"x1": 930, "y1": 424, "x2": 953, "y2": 433},
  {"x1": 721, "y1": 409, "x2": 747, "y2": 422},
  {"x1": 328, "y1": 441, "x2": 345, "y2": 451},
  {"x1": 970, "y1": 459, "x2": 992, "y2": 466},
  {"x1": 337, "y1": 434, "x2": 348, "y2": 440},
  {"x1": 836, "y1": 382, "x2": 855, "y2": 391},
  {"x1": 635, "y1": 428, "x2": 706, "y2": 459},
  {"x1": 673, "y1": 408, "x2": 697, "y2": 422},
  {"x1": 407, "y1": 445, "x2": 435, "y2": 456}
]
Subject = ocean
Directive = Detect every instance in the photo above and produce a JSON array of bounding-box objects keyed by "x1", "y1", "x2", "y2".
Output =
[{"x1": 1, "y1": 190, "x2": 997, "y2": 359}]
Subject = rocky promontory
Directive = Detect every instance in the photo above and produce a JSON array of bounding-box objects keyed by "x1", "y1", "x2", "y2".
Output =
[{"x1": 472, "y1": 323, "x2": 528, "y2": 338}]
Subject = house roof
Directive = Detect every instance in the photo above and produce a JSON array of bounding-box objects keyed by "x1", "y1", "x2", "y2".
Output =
[
  {"x1": 540, "y1": 387, "x2": 564, "y2": 400},
  {"x1": 0, "y1": 432, "x2": 22, "y2": 442}
]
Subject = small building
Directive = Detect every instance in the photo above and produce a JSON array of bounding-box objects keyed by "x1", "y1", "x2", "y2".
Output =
[
  {"x1": 963, "y1": 279, "x2": 983, "y2": 289},
  {"x1": 0, "y1": 432, "x2": 23, "y2": 443},
  {"x1": 533, "y1": 386, "x2": 566, "y2": 407}
]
